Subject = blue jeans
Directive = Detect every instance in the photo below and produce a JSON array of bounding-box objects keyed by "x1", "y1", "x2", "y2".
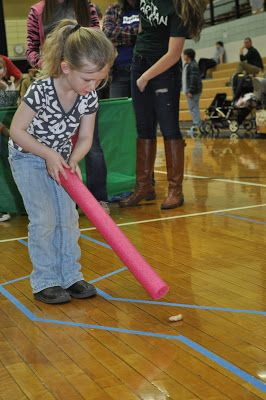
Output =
[
  {"x1": 186, "y1": 93, "x2": 201, "y2": 127},
  {"x1": 131, "y1": 56, "x2": 182, "y2": 140},
  {"x1": 9, "y1": 146, "x2": 83, "y2": 293}
]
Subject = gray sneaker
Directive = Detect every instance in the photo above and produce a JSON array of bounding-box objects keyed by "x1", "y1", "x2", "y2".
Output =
[{"x1": 0, "y1": 213, "x2": 11, "y2": 222}]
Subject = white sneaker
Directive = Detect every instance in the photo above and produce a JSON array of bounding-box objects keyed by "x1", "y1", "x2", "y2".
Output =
[
  {"x1": 0, "y1": 213, "x2": 11, "y2": 222},
  {"x1": 99, "y1": 201, "x2": 110, "y2": 215}
]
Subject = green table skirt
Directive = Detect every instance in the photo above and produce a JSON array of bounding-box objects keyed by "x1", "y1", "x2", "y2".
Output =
[{"x1": 0, "y1": 98, "x2": 137, "y2": 213}]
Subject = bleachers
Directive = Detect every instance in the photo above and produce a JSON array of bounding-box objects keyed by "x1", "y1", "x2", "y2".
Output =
[{"x1": 180, "y1": 57, "x2": 266, "y2": 122}]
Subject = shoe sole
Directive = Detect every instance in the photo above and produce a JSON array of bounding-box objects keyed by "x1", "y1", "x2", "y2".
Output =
[
  {"x1": 34, "y1": 294, "x2": 71, "y2": 304},
  {"x1": 67, "y1": 288, "x2": 97, "y2": 299},
  {"x1": 0, "y1": 215, "x2": 11, "y2": 222},
  {"x1": 161, "y1": 199, "x2": 184, "y2": 210},
  {"x1": 119, "y1": 194, "x2": 156, "y2": 208}
]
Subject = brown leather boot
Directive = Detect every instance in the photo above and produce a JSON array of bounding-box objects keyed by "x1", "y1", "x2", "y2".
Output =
[
  {"x1": 120, "y1": 138, "x2": 157, "y2": 207},
  {"x1": 161, "y1": 139, "x2": 185, "y2": 210}
]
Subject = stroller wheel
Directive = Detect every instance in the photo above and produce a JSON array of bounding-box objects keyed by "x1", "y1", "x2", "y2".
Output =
[
  {"x1": 230, "y1": 133, "x2": 239, "y2": 140},
  {"x1": 201, "y1": 121, "x2": 214, "y2": 136},
  {"x1": 243, "y1": 120, "x2": 253, "y2": 131},
  {"x1": 229, "y1": 120, "x2": 239, "y2": 133}
]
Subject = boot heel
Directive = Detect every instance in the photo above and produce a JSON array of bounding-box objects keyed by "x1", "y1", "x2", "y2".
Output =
[{"x1": 145, "y1": 192, "x2": 156, "y2": 201}]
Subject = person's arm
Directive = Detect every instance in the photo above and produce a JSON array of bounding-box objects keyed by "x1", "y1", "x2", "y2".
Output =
[
  {"x1": 137, "y1": 36, "x2": 185, "y2": 92},
  {"x1": 103, "y1": 5, "x2": 138, "y2": 47},
  {"x1": 219, "y1": 48, "x2": 225, "y2": 64},
  {"x1": 68, "y1": 113, "x2": 96, "y2": 179},
  {"x1": 10, "y1": 102, "x2": 69, "y2": 184},
  {"x1": 89, "y1": 3, "x2": 100, "y2": 28},
  {"x1": 187, "y1": 64, "x2": 200, "y2": 95},
  {"x1": 26, "y1": 7, "x2": 41, "y2": 68},
  {"x1": 240, "y1": 46, "x2": 247, "y2": 61}
]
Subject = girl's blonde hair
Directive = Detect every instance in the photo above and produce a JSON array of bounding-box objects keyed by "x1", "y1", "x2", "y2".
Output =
[
  {"x1": 173, "y1": 0, "x2": 206, "y2": 41},
  {"x1": 40, "y1": 19, "x2": 115, "y2": 79}
]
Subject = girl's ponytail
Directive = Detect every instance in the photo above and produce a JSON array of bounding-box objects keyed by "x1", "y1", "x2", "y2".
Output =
[
  {"x1": 39, "y1": 19, "x2": 115, "y2": 79},
  {"x1": 40, "y1": 20, "x2": 77, "y2": 78}
]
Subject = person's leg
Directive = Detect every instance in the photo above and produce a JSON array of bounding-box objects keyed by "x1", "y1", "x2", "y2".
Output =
[
  {"x1": 53, "y1": 183, "x2": 96, "y2": 298},
  {"x1": 110, "y1": 70, "x2": 131, "y2": 98},
  {"x1": 8, "y1": 149, "x2": 71, "y2": 296},
  {"x1": 187, "y1": 94, "x2": 201, "y2": 127},
  {"x1": 152, "y1": 64, "x2": 185, "y2": 209},
  {"x1": 85, "y1": 112, "x2": 108, "y2": 202},
  {"x1": 242, "y1": 62, "x2": 260, "y2": 76},
  {"x1": 236, "y1": 61, "x2": 245, "y2": 74},
  {"x1": 119, "y1": 59, "x2": 157, "y2": 207},
  {"x1": 199, "y1": 58, "x2": 217, "y2": 78},
  {"x1": 199, "y1": 58, "x2": 207, "y2": 78}
]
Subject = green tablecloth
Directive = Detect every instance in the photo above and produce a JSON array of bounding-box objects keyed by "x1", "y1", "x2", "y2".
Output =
[{"x1": 0, "y1": 98, "x2": 137, "y2": 213}]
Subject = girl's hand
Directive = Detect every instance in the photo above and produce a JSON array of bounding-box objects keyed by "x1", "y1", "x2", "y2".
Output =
[
  {"x1": 137, "y1": 75, "x2": 149, "y2": 92},
  {"x1": 45, "y1": 149, "x2": 69, "y2": 185},
  {"x1": 69, "y1": 159, "x2": 82, "y2": 181}
]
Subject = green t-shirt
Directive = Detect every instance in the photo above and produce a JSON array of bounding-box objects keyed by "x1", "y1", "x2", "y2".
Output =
[{"x1": 135, "y1": 0, "x2": 189, "y2": 61}]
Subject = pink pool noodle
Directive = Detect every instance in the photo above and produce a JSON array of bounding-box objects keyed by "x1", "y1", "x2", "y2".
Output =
[{"x1": 60, "y1": 169, "x2": 169, "y2": 299}]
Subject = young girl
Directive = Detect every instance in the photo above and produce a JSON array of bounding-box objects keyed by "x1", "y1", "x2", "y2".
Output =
[
  {"x1": 9, "y1": 20, "x2": 115, "y2": 304},
  {"x1": 120, "y1": 0, "x2": 205, "y2": 210}
]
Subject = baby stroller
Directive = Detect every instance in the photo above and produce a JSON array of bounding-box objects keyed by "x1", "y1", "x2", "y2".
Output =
[{"x1": 200, "y1": 93, "x2": 238, "y2": 137}]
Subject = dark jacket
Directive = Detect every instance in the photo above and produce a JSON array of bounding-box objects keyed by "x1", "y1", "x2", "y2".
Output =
[
  {"x1": 186, "y1": 60, "x2": 202, "y2": 95},
  {"x1": 240, "y1": 47, "x2": 264, "y2": 70}
]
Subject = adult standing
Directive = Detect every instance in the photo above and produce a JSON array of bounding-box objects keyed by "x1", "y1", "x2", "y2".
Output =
[
  {"x1": 103, "y1": 0, "x2": 140, "y2": 98},
  {"x1": 120, "y1": 0, "x2": 206, "y2": 210}
]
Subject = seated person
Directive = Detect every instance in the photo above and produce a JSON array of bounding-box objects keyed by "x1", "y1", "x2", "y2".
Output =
[
  {"x1": 0, "y1": 56, "x2": 16, "y2": 91},
  {"x1": 0, "y1": 55, "x2": 22, "y2": 88},
  {"x1": 236, "y1": 37, "x2": 264, "y2": 76},
  {"x1": 199, "y1": 41, "x2": 226, "y2": 79}
]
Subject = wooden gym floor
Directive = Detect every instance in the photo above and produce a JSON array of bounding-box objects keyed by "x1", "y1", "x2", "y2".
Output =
[{"x1": 0, "y1": 137, "x2": 265, "y2": 400}]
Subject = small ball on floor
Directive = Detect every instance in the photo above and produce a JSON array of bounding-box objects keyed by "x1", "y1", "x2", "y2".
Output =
[{"x1": 168, "y1": 314, "x2": 183, "y2": 322}]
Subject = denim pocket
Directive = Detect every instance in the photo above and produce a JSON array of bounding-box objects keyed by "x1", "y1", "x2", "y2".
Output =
[{"x1": 8, "y1": 145, "x2": 27, "y2": 161}]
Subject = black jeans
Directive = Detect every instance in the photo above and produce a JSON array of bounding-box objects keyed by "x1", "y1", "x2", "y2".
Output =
[
  {"x1": 85, "y1": 111, "x2": 108, "y2": 202},
  {"x1": 198, "y1": 58, "x2": 217, "y2": 79},
  {"x1": 131, "y1": 56, "x2": 182, "y2": 140},
  {"x1": 110, "y1": 67, "x2": 131, "y2": 98}
]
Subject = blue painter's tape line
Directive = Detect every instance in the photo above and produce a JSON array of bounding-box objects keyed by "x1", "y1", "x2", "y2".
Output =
[
  {"x1": 18, "y1": 239, "x2": 28, "y2": 246},
  {"x1": 217, "y1": 213, "x2": 266, "y2": 226},
  {"x1": 1, "y1": 275, "x2": 30, "y2": 286},
  {"x1": 38, "y1": 317, "x2": 183, "y2": 340},
  {"x1": 1, "y1": 283, "x2": 265, "y2": 393},
  {"x1": 19, "y1": 234, "x2": 112, "y2": 250},
  {"x1": 36, "y1": 318, "x2": 266, "y2": 393},
  {"x1": 80, "y1": 233, "x2": 112, "y2": 249},
  {"x1": 97, "y1": 291, "x2": 266, "y2": 316},
  {"x1": 0, "y1": 285, "x2": 38, "y2": 321},
  {"x1": 178, "y1": 336, "x2": 266, "y2": 393},
  {"x1": 89, "y1": 267, "x2": 128, "y2": 284},
  {"x1": 16, "y1": 223, "x2": 266, "y2": 316}
]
